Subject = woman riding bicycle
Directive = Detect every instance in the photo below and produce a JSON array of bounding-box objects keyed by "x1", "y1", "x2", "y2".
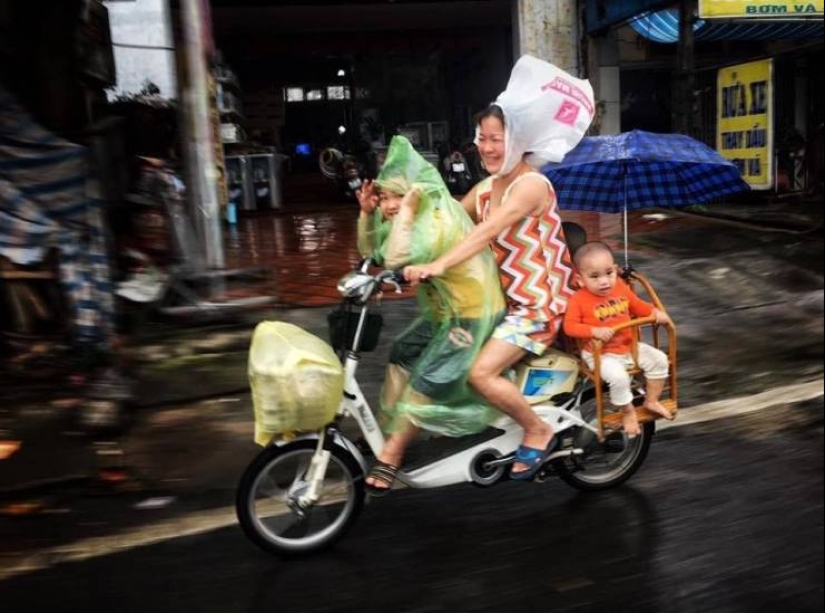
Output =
[{"x1": 405, "y1": 56, "x2": 596, "y2": 480}]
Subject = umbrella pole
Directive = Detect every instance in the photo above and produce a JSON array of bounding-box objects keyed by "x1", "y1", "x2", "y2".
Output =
[
  {"x1": 623, "y1": 177, "x2": 630, "y2": 269},
  {"x1": 623, "y1": 205, "x2": 630, "y2": 268}
]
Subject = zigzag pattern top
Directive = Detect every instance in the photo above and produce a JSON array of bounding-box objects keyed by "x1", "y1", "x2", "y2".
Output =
[{"x1": 476, "y1": 172, "x2": 574, "y2": 322}]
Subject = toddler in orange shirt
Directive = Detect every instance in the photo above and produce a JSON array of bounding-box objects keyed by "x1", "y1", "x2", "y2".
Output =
[{"x1": 563, "y1": 242, "x2": 675, "y2": 437}]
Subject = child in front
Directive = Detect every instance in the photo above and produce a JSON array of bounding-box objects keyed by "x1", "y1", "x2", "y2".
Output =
[{"x1": 563, "y1": 242, "x2": 675, "y2": 437}]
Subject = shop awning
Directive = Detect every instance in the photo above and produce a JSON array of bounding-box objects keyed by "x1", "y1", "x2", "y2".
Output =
[{"x1": 629, "y1": 8, "x2": 824, "y2": 43}]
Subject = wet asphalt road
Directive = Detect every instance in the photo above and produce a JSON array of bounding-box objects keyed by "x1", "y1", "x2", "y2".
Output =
[
  {"x1": 2, "y1": 398, "x2": 822, "y2": 613},
  {"x1": 2, "y1": 212, "x2": 822, "y2": 612}
]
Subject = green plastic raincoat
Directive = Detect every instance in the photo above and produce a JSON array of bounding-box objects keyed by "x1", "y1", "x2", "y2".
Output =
[{"x1": 358, "y1": 136, "x2": 506, "y2": 437}]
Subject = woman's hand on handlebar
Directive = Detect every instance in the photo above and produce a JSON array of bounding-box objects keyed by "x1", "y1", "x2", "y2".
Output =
[
  {"x1": 404, "y1": 261, "x2": 445, "y2": 285},
  {"x1": 356, "y1": 180, "x2": 378, "y2": 215}
]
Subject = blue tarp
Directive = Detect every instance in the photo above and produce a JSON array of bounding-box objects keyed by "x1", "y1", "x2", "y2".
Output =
[{"x1": 0, "y1": 86, "x2": 114, "y2": 348}]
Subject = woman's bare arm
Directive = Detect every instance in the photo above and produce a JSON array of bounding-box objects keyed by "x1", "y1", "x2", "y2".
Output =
[
  {"x1": 405, "y1": 179, "x2": 545, "y2": 282},
  {"x1": 459, "y1": 184, "x2": 480, "y2": 222}
]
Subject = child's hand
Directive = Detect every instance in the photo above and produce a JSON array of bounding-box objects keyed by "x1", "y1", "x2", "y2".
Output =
[
  {"x1": 592, "y1": 327, "x2": 615, "y2": 342},
  {"x1": 356, "y1": 180, "x2": 378, "y2": 214},
  {"x1": 654, "y1": 309, "x2": 673, "y2": 326},
  {"x1": 401, "y1": 186, "x2": 422, "y2": 213}
]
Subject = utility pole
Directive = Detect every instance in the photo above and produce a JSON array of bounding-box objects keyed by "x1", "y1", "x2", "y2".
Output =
[
  {"x1": 674, "y1": 0, "x2": 697, "y2": 136},
  {"x1": 181, "y1": 0, "x2": 224, "y2": 270}
]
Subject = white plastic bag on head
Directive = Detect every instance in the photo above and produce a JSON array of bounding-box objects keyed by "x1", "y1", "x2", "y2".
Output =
[{"x1": 483, "y1": 55, "x2": 595, "y2": 177}]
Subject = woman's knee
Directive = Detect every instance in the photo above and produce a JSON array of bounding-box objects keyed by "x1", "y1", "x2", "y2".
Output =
[{"x1": 468, "y1": 362, "x2": 494, "y2": 392}]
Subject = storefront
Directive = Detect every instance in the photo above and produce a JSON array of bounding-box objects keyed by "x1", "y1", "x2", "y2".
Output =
[
  {"x1": 585, "y1": 0, "x2": 824, "y2": 193},
  {"x1": 207, "y1": 0, "x2": 514, "y2": 172}
]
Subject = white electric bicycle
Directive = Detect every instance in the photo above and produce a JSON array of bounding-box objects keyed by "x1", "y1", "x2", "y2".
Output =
[{"x1": 236, "y1": 263, "x2": 666, "y2": 557}]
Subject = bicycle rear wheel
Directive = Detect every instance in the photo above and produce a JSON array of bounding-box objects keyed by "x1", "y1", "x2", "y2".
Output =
[{"x1": 557, "y1": 393, "x2": 654, "y2": 491}]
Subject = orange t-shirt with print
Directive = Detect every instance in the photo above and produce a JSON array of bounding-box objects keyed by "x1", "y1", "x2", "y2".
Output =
[{"x1": 563, "y1": 279, "x2": 654, "y2": 355}]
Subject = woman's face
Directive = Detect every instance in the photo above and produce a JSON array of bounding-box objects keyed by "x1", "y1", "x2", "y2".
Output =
[{"x1": 477, "y1": 116, "x2": 506, "y2": 175}]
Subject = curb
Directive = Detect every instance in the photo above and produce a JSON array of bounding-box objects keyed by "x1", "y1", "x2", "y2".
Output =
[
  {"x1": 663, "y1": 207, "x2": 824, "y2": 234},
  {"x1": 658, "y1": 379, "x2": 823, "y2": 432}
]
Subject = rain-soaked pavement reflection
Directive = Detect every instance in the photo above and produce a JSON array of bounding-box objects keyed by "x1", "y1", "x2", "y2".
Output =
[
  {"x1": 224, "y1": 210, "x2": 363, "y2": 306},
  {"x1": 222, "y1": 197, "x2": 708, "y2": 307}
]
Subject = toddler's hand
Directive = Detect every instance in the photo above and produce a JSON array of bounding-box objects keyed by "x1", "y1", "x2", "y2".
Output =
[
  {"x1": 654, "y1": 309, "x2": 673, "y2": 327},
  {"x1": 592, "y1": 327, "x2": 615, "y2": 343}
]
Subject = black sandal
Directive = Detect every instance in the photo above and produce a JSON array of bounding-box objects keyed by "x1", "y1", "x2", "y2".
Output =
[{"x1": 365, "y1": 461, "x2": 399, "y2": 498}]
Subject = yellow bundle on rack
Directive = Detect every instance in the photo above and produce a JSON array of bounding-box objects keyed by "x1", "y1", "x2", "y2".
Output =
[{"x1": 249, "y1": 321, "x2": 344, "y2": 445}]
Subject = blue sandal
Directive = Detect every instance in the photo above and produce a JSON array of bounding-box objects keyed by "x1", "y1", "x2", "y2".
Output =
[{"x1": 510, "y1": 438, "x2": 557, "y2": 481}]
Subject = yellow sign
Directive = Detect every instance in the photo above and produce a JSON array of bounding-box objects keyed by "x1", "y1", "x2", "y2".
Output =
[
  {"x1": 717, "y1": 59, "x2": 774, "y2": 190},
  {"x1": 700, "y1": 1, "x2": 824, "y2": 18}
]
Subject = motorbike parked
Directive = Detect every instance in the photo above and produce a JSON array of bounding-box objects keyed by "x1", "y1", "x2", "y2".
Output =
[
  {"x1": 461, "y1": 137, "x2": 489, "y2": 184},
  {"x1": 318, "y1": 139, "x2": 377, "y2": 201},
  {"x1": 441, "y1": 146, "x2": 475, "y2": 195}
]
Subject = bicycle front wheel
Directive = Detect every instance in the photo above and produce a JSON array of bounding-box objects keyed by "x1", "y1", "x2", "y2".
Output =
[{"x1": 236, "y1": 439, "x2": 365, "y2": 556}]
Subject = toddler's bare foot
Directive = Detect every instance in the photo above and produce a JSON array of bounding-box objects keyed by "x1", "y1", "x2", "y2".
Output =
[
  {"x1": 646, "y1": 400, "x2": 674, "y2": 421},
  {"x1": 622, "y1": 408, "x2": 641, "y2": 439}
]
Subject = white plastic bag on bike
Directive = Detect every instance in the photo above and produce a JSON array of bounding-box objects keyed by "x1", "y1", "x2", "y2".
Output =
[
  {"x1": 249, "y1": 321, "x2": 344, "y2": 445},
  {"x1": 485, "y1": 54, "x2": 596, "y2": 176}
]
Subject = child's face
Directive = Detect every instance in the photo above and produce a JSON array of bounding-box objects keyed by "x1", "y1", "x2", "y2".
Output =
[
  {"x1": 378, "y1": 191, "x2": 403, "y2": 220},
  {"x1": 577, "y1": 250, "x2": 619, "y2": 297}
]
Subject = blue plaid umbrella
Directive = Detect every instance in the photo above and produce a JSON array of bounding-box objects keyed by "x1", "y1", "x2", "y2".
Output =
[{"x1": 542, "y1": 130, "x2": 749, "y2": 264}]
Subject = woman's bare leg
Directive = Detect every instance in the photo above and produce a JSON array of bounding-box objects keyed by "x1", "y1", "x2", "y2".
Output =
[{"x1": 468, "y1": 339, "x2": 554, "y2": 474}]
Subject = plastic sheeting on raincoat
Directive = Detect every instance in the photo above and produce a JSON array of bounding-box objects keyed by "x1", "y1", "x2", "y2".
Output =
[{"x1": 357, "y1": 136, "x2": 506, "y2": 437}]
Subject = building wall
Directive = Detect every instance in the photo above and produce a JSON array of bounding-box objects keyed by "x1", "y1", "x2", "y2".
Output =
[
  {"x1": 513, "y1": 0, "x2": 580, "y2": 74},
  {"x1": 0, "y1": 0, "x2": 87, "y2": 135},
  {"x1": 104, "y1": 0, "x2": 178, "y2": 99}
]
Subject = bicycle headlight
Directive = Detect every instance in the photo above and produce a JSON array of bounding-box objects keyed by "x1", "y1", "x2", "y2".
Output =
[{"x1": 337, "y1": 272, "x2": 374, "y2": 299}]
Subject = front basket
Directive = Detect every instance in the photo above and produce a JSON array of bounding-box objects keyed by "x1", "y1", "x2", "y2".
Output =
[{"x1": 327, "y1": 307, "x2": 383, "y2": 352}]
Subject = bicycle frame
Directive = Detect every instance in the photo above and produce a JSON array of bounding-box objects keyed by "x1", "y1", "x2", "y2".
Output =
[
  {"x1": 286, "y1": 265, "x2": 604, "y2": 506},
  {"x1": 328, "y1": 312, "x2": 600, "y2": 489}
]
